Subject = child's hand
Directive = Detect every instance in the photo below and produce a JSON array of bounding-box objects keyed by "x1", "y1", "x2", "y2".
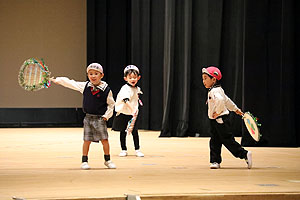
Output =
[
  {"x1": 102, "y1": 117, "x2": 107, "y2": 121},
  {"x1": 212, "y1": 112, "x2": 220, "y2": 119},
  {"x1": 235, "y1": 109, "x2": 244, "y2": 116},
  {"x1": 50, "y1": 77, "x2": 58, "y2": 84},
  {"x1": 131, "y1": 109, "x2": 138, "y2": 117}
]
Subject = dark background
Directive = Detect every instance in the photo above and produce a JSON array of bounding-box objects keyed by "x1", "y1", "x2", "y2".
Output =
[
  {"x1": 87, "y1": 0, "x2": 299, "y2": 147},
  {"x1": 1, "y1": 0, "x2": 299, "y2": 147}
]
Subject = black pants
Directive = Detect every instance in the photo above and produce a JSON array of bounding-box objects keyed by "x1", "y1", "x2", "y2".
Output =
[
  {"x1": 113, "y1": 113, "x2": 141, "y2": 151},
  {"x1": 209, "y1": 115, "x2": 247, "y2": 164},
  {"x1": 120, "y1": 130, "x2": 140, "y2": 150}
]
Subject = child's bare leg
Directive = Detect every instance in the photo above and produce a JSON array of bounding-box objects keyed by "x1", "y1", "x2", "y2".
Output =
[
  {"x1": 101, "y1": 139, "x2": 110, "y2": 155},
  {"x1": 82, "y1": 140, "x2": 92, "y2": 156},
  {"x1": 101, "y1": 139, "x2": 116, "y2": 168}
]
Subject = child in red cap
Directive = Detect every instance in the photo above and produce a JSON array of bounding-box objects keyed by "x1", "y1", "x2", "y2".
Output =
[{"x1": 202, "y1": 66, "x2": 252, "y2": 169}]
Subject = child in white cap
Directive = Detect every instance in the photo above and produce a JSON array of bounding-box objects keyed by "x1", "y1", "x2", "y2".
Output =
[
  {"x1": 112, "y1": 65, "x2": 144, "y2": 157},
  {"x1": 51, "y1": 63, "x2": 116, "y2": 169},
  {"x1": 202, "y1": 66, "x2": 252, "y2": 169}
]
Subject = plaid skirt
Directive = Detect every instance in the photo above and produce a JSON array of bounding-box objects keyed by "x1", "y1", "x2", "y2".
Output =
[{"x1": 83, "y1": 114, "x2": 108, "y2": 142}]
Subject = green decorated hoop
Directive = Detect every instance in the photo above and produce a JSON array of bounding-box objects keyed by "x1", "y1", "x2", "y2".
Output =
[
  {"x1": 18, "y1": 58, "x2": 51, "y2": 91},
  {"x1": 243, "y1": 112, "x2": 262, "y2": 142}
]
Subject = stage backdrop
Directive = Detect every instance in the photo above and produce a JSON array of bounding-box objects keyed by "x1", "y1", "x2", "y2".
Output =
[
  {"x1": 0, "y1": 0, "x2": 86, "y2": 127},
  {"x1": 87, "y1": 0, "x2": 299, "y2": 147},
  {"x1": 0, "y1": 0, "x2": 298, "y2": 147},
  {"x1": 160, "y1": 0, "x2": 299, "y2": 147},
  {"x1": 87, "y1": 0, "x2": 165, "y2": 130}
]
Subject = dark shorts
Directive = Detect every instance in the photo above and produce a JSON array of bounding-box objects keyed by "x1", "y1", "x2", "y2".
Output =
[
  {"x1": 112, "y1": 113, "x2": 139, "y2": 131},
  {"x1": 83, "y1": 114, "x2": 108, "y2": 142}
]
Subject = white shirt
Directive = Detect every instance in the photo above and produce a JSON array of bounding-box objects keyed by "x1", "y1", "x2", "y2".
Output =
[
  {"x1": 115, "y1": 84, "x2": 142, "y2": 115},
  {"x1": 207, "y1": 86, "x2": 239, "y2": 120},
  {"x1": 54, "y1": 77, "x2": 115, "y2": 120}
]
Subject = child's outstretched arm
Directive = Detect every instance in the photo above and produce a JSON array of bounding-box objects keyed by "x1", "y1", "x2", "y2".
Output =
[
  {"x1": 50, "y1": 77, "x2": 86, "y2": 93},
  {"x1": 211, "y1": 92, "x2": 244, "y2": 118},
  {"x1": 223, "y1": 94, "x2": 244, "y2": 116}
]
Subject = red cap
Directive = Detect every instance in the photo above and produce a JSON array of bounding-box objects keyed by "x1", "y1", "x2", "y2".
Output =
[{"x1": 202, "y1": 66, "x2": 222, "y2": 80}]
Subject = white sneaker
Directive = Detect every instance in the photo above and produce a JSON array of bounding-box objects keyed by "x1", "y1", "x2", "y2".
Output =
[
  {"x1": 81, "y1": 162, "x2": 90, "y2": 170},
  {"x1": 104, "y1": 160, "x2": 116, "y2": 169},
  {"x1": 119, "y1": 150, "x2": 128, "y2": 157},
  {"x1": 210, "y1": 162, "x2": 220, "y2": 169},
  {"x1": 135, "y1": 150, "x2": 144, "y2": 157},
  {"x1": 246, "y1": 151, "x2": 252, "y2": 169}
]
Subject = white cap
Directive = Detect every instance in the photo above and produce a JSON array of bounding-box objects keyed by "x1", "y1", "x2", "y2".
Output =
[
  {"x1": 87, "y1": 63, "x2": 103, "y2": 73},
  {"x1": 124, "y1": 65, "x2": 139, "y2": 74}
]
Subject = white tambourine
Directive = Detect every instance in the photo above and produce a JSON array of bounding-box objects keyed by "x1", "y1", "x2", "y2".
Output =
[{"x1": 243, "y1": 112, "x2": 261, "y2": 142}]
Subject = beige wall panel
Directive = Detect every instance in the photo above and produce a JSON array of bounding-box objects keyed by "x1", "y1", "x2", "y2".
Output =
[{"x1": 0, "y1": 0, "x2": 86, "y2": 108}]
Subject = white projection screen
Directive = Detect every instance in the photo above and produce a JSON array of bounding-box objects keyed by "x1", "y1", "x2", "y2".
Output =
[{"x1": 0, "y1": 0, "x2": 86, "y2": 108}]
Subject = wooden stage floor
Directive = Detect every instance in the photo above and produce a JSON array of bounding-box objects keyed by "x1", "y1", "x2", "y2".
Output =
[{"x1": 0, "y1": 128, "x2": 300, "y2": 200}]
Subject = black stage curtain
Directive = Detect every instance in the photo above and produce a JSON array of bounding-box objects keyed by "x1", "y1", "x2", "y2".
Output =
[
  {"x1": 241, "y1": 0, "x2": 298, "y2": 147},
  {"x1": 87, "y1": 0, "x2": 164, "y2": 130},
  {"x1": 161, "y1": 0, "x2": 245, "y2": 138},
  {"x1": 160, "y1": 0, "x2": 299, "y2": 147},
  {"x1": 87, "y1": 0, "x2": 299, "y2": 146}
]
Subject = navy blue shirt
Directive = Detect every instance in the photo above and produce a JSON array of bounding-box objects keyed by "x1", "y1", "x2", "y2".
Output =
[{"x1": 82, "y1": 82, "x2": 111, "y2": 115}]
